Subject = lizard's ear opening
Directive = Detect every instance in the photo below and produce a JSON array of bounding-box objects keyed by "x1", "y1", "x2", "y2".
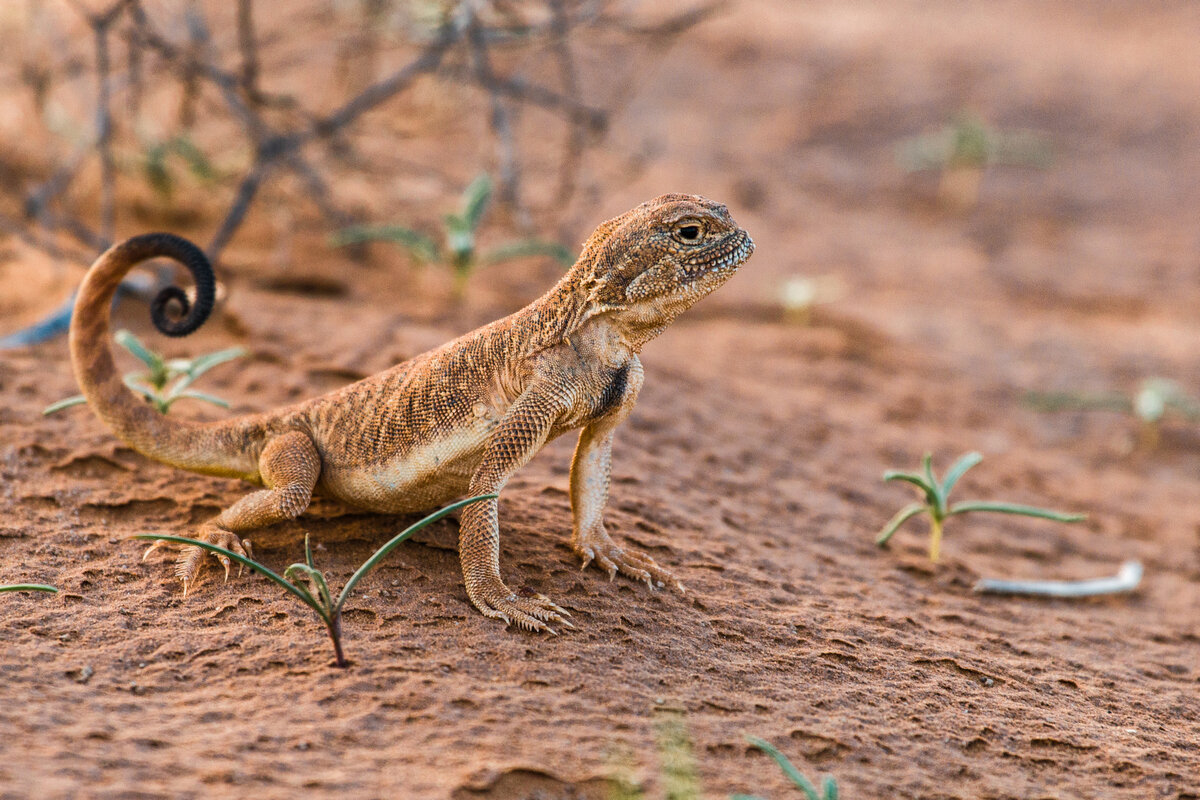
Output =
[{"x1": 625, "y1": 262, "x2": 673, "y2": 302}]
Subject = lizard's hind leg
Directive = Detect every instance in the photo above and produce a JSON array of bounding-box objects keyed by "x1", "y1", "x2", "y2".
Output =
[{"x1": 148, "y1": 431, "x2": 321, "y2": 593}]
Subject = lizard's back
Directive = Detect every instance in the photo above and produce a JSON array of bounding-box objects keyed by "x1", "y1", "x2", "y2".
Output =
[{"x1": 283, "y1": 315, "x2": 528, "y2": 513}]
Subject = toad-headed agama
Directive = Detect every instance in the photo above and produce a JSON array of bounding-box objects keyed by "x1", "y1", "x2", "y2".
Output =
[{"x1": 67, "y1": 194, "x2": 755, "y2": 632}]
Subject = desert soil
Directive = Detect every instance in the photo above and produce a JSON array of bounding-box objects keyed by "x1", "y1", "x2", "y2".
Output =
[{"x1": 1, "y1": 1, "x2": 1198, "y2": 798}]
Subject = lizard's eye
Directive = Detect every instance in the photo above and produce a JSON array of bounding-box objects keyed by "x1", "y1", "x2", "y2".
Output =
[{"x1": 675, "y1": 223, "x2": 703, "y2": 242}]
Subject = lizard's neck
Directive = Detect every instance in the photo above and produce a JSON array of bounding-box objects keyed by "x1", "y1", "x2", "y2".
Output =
[
  {"x1": 513, "y1": 267, "x2": 592, "y2": 354},
  {"x1": 513, "y1": 258, "x2": 677, "y2": 356}
]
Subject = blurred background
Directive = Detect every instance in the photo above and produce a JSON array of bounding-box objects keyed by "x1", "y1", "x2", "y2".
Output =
[{"x1": 2, "y1": 2, "x2": 1199, "y2": 797}]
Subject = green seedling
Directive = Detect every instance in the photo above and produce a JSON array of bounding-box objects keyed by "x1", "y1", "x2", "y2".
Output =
[
  {"x1": 1026, "y1": 378, "x2": 1200, "y2": 450},
  {"x1": 331, "y1": 173, "x2": 575, "y2": 296},
  {"x1": 876, "y1": 452, "x2": 1085, "y2": 562},
  {"x1": 732, "y1": 736, "x2": 838, "y2": 800},
  {"x1": 44, "y1": 329, "x2": 246, "y2": 415},
  {"x1": 135, "y1": 134, "x2": 220, "y2": 203},
  {"x1": 609, "y1": 715, "x2": 840, "y2": 800},
  {"x1": 0, "y1": 584, "x2": 58, "y2": 594},
  {"x1": 134, "y1": 494, "x2": 494, "y2": 668},
  {"x1": 654, "y1": 713, "x2": 703, "y2": 800},
  {"x1": 897, "y1": 112, "x2": 1052, "y2": 208}
]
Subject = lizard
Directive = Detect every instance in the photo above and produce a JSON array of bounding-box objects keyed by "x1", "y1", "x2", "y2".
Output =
[{"x1": 67, "y1": 193, "x2": 755, "y2": 632}]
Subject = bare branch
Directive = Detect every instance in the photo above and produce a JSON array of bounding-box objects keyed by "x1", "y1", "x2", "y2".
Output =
[
  {"x1": 206, "y1": 159, "x2": 272, "y2": 260},
  {"x1": 94, "y1": 15, "x2": 116, "y2": 247},
  {"x1": 235, "y1": 0, "x2": 262, "y2": 107},
  {"x1": 549, "y1": 0, "x2": 585, "y2": 204},
  {"x1": 284, "y1": 152, "x2": 354, "y2": 231},
  {"x1": 467, "y1": 11, "x2": 521, "y2": 211},
  {"x1": 306, "y1": 20, "x2": 465, "y2": 143},
  {"x1": 600, "y1": 1, "x2": 727, "y2": 38}
]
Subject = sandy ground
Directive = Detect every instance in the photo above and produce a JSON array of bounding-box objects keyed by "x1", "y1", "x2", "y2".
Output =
[{"x1": 2, "y1": 1, "x2": 1199, "y2": 798}]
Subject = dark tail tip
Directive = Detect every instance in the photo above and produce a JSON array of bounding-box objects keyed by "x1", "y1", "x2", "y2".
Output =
[{"x1": 132, "y1": 233, "x2": 216, "y2": 337}]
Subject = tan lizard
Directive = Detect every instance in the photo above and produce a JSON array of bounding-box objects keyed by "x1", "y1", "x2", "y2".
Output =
[{"x1": 68, "y1": 193, "x2": 754, "y2": 632}]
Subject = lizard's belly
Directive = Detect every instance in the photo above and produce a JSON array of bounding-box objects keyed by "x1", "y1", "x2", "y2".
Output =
[{"x1": 317, "y1": 428, "x2": 487, "y2": 513}]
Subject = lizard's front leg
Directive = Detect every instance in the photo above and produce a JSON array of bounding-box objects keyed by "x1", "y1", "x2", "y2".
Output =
[
  {"x1": 569, "y1": 364, "x2": 684, "y2": 592},
  {"x1": 459, "y1": 388, "x2": 573, "y2": 633}
]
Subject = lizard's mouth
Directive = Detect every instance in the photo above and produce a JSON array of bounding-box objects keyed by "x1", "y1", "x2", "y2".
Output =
[{"x1": 682, "y1": 228, "x2": 755, "y2": 283}]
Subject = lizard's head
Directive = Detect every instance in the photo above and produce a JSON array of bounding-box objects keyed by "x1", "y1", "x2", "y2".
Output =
[{"x1": 573, "y1": 194, "x2": 755, "y2": 341}]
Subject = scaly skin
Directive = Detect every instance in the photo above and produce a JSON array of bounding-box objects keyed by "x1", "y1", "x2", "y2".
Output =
[{"x1": 68, "y1": 194, "x2": 755, "y2": 632}]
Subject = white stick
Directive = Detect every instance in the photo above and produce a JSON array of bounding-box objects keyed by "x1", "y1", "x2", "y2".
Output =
[{"x1": 973, "y1": 560, "x2": 1143, "y2": 597}]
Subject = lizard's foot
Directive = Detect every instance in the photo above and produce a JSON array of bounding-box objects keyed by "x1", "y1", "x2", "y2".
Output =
[
  {"x1": 468, "y1": 579, "x2": 574, "y2": 635},
  {"x1": 575, "y1": 528, "x2": 685, "y2": 593},
  {"x1": 143, "y1": 523, "x2": 253, "y2": 595}
]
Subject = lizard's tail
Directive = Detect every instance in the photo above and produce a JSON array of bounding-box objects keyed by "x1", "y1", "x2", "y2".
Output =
[{"x1": 68, "y1": 233, "x2": 263, "y2": 480}]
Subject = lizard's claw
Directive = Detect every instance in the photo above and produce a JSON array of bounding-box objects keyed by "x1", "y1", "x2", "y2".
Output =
[
  {"x1": 142, "y1": 523, "x2": 253, "y2": 593},
  {"x1": 575, "y1": 532, "x2": 685, "y2": 593},
  {"x1": 468, "y1": 580, "x2": 574, "y2": 634},
  {"x1": 141, "y1": 539, "x2": 169, "y2": 563}
]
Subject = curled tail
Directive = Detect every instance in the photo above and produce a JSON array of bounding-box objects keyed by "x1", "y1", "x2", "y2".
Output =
[{"x1": 69, "y1": 233, "x2": 262, "y2": 479}]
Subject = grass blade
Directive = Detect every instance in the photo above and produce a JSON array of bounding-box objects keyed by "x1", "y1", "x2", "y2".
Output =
[
  {"x1": 745, "y1": 736, "x2": 821, "y2": 800},
  {"x1": 876, "y1": 502, "x2": 928, "y2": 546},
  {"x1": 283, "y1": 563, "x2": 334, "y2": 613},
  {"x1": 461, "y1": 173, "x2": 493, "y2": 231},
  {"x1": 974, "y1": 560, "x2": 1143, "y2": 597},
  {"x1": 481, "y1": 239, "x2": 576, "y2": 268},
  {"x1": 171, "y1": 135, "x2": 217, "y2": 182},
  {"x1": 122, "y1": 374, "x2": 161, "y2": 404},
  {"x1": 335, "y1": 494, "x2": 496, "y2": 612},
  {"x1": 0, "y1": 584, "x2": 58, "y2": 593},
  {"x1": 169, "y1": 390, "x2": 231, "y2": 408},
  {"x1": 1023, "y1": 390, "x2": 1132, "y2": 414},
  {"x1": 178, "y1": 346, "x2": 248, "y2": 386},
  {"x1": 114, "y1": 329, "x2": 161, "y2": 371},
  {"x1": 882, "y1": 471, "x2": 937, "y2": 506},
  {"x1": 43, "y1": 395, "x2": 87, "y2": 415},
  {"x1": 282, "y1": 564, "x2": 325, "y2": 610},
  {"x1": 941, "y1": 451, "x2": 982, "y2": 498},
  {"x1": 948, "y1": 501, "x2": 1085, "y2": 523},
  {"x1": 330, "y1": 225, "x2": 441, "y2": 262},
  {"x1": 131, "y1": 534, "x2": 323, "y2": 614},
  {"x1": 921, "y1": 453, "x2": 937, "y2": 494}
]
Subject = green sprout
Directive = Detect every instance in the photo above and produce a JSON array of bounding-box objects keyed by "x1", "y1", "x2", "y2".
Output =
[
  {"x1": 654, "y1": 714, "x2": 703, "y2": 800},
  {"x1": 609, "y1": 715, "x2": 840, "y2": 800},
  {"x1": 732, "y1": 736, "x2": 838, "y2": 800},
  {"x1": 137, "y1": 134, "x2": 220, "y2": 203},
  {"x1": 44, "y1": 329, "x2": 246, "y2": 415},
  {"x1": 330, "y1": 174, "x2": 575, "y2": 296},
  {"x1": 897, "y1": 112, "x2": 1052, "y2": 208},
  {"x1": 1026, "y1": 378, "x2": 1200, "y2": 450},
  {"x1": 133, "y1": 495, "x2": 494, "y2": 668},
  {"x1": 0, "y1": 584, "x2": 58, "y2": 594},
  {"x1": 875, "y1": 452, "x2": 1085, "y2": 562}
]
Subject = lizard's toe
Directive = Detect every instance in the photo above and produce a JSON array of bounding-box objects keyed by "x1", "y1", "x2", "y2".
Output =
[
  {"x1": 169, "y1": 525, "x2": 254, "y2": 594},
  {"x1": 471, "y1": 585, "x2": 574, "y2": 634},
  {"x1": 578, "y1": 536, "x2": 684, "y2": 593}
]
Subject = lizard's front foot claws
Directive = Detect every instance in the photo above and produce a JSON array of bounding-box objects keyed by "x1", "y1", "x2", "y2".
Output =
[
  {"x1": 468, "y1": 580, "x2": 574, "y2": 635},
  {"x1": 576, "y1": 533, "x2": 685, "y2": 593}
]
